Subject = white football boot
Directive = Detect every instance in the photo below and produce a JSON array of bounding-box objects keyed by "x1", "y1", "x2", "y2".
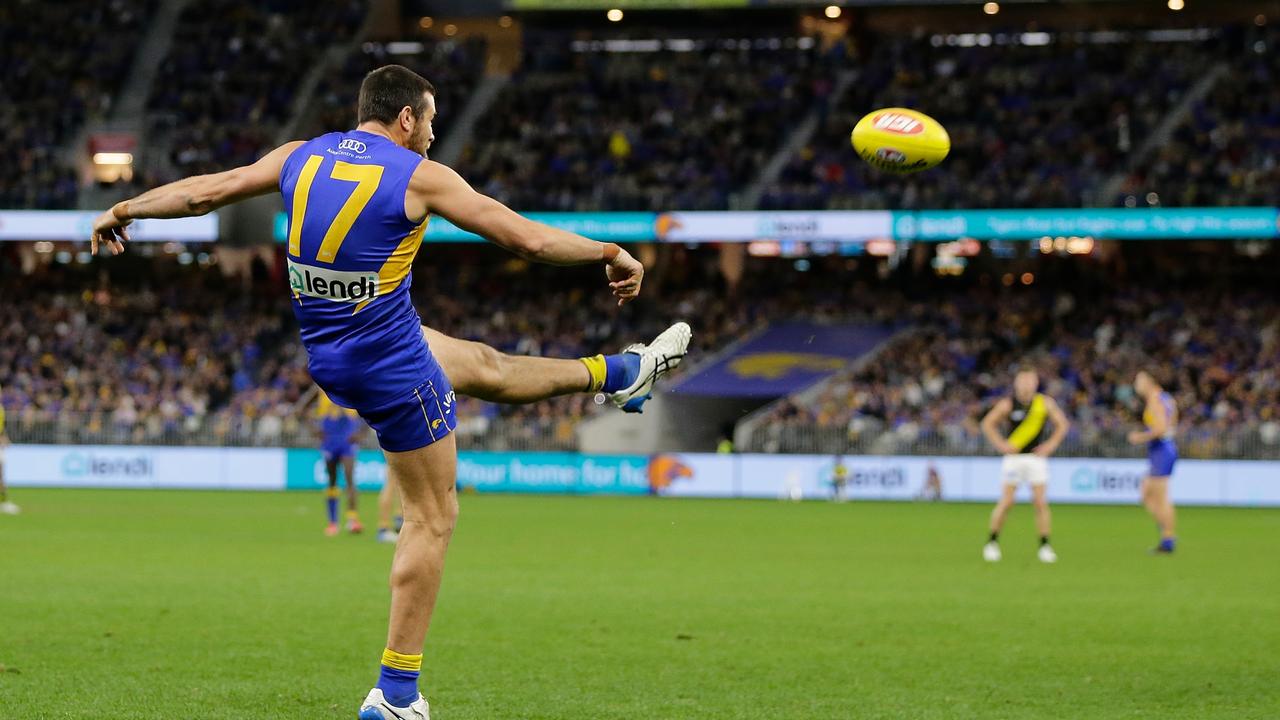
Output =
[
  {"x1": 982, "y1": 542, "x2": 1002, "y2": 562},
  {"x1": 358, "y1": 688, "x2": 429, "y2": 720},
  {"x1": 0, "y1": 501, "x2": 20, "y2": 515},
  {"x1": 608, "y1": 322, "x2": 692, "y2": 413},
  {"x1": 1038, "y1": 544, "x2": 1058, "y2": 564}
]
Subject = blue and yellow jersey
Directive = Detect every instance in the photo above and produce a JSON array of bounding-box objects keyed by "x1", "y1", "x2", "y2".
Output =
[
  {"x1": 280, "y1": 130, "x2": 433, "y2": 410},
  {"x1": 0, "y1": 400, "x2": 6, "y2": 436},
  {"x1": 1005, "y1": 393, "x2": 1049, "y2": 453},
  {"x1": 1144, "y1": 391, "x2": 1177, "y2": 446},
  {"x1": 316, "y1": 392, "x2": 362, "y2": 448}
]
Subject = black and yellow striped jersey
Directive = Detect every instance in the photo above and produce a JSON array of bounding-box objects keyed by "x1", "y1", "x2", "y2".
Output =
[{"x1": 1005, "y1": 393, "x2": 1048, "y2": 453}]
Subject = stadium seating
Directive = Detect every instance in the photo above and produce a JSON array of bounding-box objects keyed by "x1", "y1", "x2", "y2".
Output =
[
  {"x1": 149, "y1": 0, "x2": 367, "y2": 177},
  {"x1": 1117, "y1": 25, "x2": 1279, "y2": 207},
  {"x1": 300, "y1": 37, "x2": 487, "y2": 149},
  {"x1": 0, "y1": 0, "x2": 154, "y2": 209},
  {"x1": 747, "y1": 282, "x2": 1280, "y2": 459},
  {"x1": 5, "y1": 250, "x2": 1274, "y2": 458},
  {"x1": 454, "y1": 32, "x2": 849, "y2": 211},
  {"x1": 763, "y1": 29, "x2": 1219, "y2": 211}
]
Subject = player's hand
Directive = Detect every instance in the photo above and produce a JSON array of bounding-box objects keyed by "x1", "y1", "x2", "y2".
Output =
[
  {"x1": 90, "y1": 205, "x2": 132, "y2": 256},
  {"x1": 995, "y1": 441, "x2": 1017, "y2": 455},
  {"x1": 1032, "y1": 446, "x2": 1053, "y2": 458},
  {"x1": 606, "y1": 249, "x2": 643, "y2": 307},
  {"x1": 1127, "y1": 431, "x2": 1145, "y2": 445}
]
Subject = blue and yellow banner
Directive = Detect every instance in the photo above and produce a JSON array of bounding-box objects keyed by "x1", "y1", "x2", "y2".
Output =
[{"x1": 669, "y1": 322, "x2": 894, "y2": 398}]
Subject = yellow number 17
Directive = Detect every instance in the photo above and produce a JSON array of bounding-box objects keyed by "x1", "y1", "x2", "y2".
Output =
[{"x1": 287, "y1": 155, "x2": 384, "y2": 263}]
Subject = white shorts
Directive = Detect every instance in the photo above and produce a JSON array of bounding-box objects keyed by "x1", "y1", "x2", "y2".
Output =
[{"x1": 1001, "y1": 453, "x2": 1049, "y2": 486}]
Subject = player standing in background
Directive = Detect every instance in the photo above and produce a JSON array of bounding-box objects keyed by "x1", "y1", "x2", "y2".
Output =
[
  {"x1": 0, "y1": 392, "x2": 18, "y2": 515},
  {"x1": 979, "y1": 368, "x2": 1070, "y2": 563},
  {"x1": 1129, "y1": 370, "x2": 1178, "y2": 554},
  {"x1": 89, "y1": 64, "x2": 690, "y2": 720},
  {"x1": 377, "y1": 474, "x2": 404, "y2": 544},
  {"x1": 830, "y1": 456, "x2": 849, "y2": 502},
  {"x1": 918, "y1": 461, "x2": 942, "y2": 502},
  {"x1": 318, "y1": 391, "x2": 365, "y2": 536}
]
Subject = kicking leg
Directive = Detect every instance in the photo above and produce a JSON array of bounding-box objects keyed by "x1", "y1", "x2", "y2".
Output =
[
  {"x1": 423, "y1": 326, "x2": 590, "y2": 403},
  {"x1": 422, "y1": 322, "x2": 690, "y2": 412}
]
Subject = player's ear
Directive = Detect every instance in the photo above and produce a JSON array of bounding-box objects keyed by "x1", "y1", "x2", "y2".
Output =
[{"x1": 399, "y1": 105, "x2": 415, "y2": 132}]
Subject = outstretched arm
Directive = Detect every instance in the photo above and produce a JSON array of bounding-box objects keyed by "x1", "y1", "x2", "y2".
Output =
[
  {"x1": 90, "y1": 141, "x2": 304, "y2": 255},
  {"x1": 407, "y1": 160, "x2": 643, "y2": 305}
]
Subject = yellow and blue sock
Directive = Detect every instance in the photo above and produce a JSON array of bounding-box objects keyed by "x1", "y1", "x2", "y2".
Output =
[
  {"x1": 580, "y1": 353, "x2": 641, "y2": 393},
  {"x1": 325, "y1": 487, "x2": 340, "y2": 524},
  {"x1": 377, "y1": 648, "x2": 422, "y2": 707}
]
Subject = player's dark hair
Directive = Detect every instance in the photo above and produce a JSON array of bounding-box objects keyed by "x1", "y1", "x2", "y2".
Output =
[{"x1": 357, "y1": 65, "x2": 435, "y2": 125}]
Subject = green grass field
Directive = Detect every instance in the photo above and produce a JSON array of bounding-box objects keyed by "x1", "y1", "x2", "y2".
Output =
[{"x1": 1, "y1": 490, "x2": 1278, "y2": 719}]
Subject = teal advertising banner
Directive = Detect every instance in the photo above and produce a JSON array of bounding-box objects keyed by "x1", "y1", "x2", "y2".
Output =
[
  {"x1": 274, "y1": 208, "x2": 1279, "y2": 245},
  {"x1": 274, "y1": 212, "x2": 655, "y2": 244},
  {"x1": 892, "y1": 208, "x2": 1280, "y2": 240},
  {"x1": 285, "y1": 449, "x2": 651, "y2": 495}
]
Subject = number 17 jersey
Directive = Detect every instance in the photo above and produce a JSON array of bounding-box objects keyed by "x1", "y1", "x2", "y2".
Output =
[{"x1": 279, "y1": 130, "x2": 435, "y2": 411}]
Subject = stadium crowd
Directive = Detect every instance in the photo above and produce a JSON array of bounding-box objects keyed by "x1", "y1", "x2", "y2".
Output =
[
  {"x1": 4, "y1": 249, "x2": 1276, "y2": 459},
  {"x1": 301, "y1": 38, "x2": 487, "y2": 150},
  {"x1": 455, "y1": 32, "x2": 851, "y2": 211},
  {"x1": 0, "y1": 0, "x2": 153, "y2": 209},
  {"x1": 763, "y1": 29, "x2": 1216, "y2": 211},
  {"x1": 1117, "y1": 24, "x2": 1279, "y2": 207},
  {"x1": 750, "y1": 282, "x2": 1280, "y2": 459},
  {"x1": 150, "y1": 0, "x2": 367, "y2": 177}
]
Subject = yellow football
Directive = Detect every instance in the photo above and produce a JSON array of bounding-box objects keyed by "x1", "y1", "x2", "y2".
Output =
[{"x1": 851, "y1": 108, "x2": 950, "y2": 174}]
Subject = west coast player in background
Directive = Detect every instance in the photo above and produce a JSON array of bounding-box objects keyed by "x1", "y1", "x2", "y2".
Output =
[
  {"x1": 89, "y1": 65, "x2": 689, "y2": 720},
  {"x1": 317, "y1": 391, "x2": 366, "y2": 536},
  {"x1": 1129, "y1": 370, "x2": 1178, "y2": 554},
  {"x1": 0, "y1": 391, "x2": 17, "y2": 515},
  {"x1": 979, "y1": 368, "x2": 1070, "y2": 564}
]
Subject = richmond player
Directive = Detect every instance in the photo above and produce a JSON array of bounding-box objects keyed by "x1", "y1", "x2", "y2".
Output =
[{"x1": 980, "y1": 368, "x2": 1070, "y2": 563}]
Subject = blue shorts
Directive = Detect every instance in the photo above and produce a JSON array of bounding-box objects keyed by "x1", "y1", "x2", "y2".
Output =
[
  {"x1": 1148, "y1": 440, "x2": 1178, "y2": 478},
  {"x1": 356, "y1": 371, "x2": 457, "y2": 453},
  {"x1": 322, "y1": 444, "x2": 357, "y2": 462}
]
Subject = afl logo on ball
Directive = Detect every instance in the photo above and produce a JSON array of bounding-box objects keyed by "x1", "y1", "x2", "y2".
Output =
[
  {"x1": 875, "y1": 147, "x2": 907, "y2": 164},
  {"x1": 872, "y1": 113, "x2": 924, "y2": 135},
  {"x1": 338, "y1": 138, "x2": 367, "y2": 153}
]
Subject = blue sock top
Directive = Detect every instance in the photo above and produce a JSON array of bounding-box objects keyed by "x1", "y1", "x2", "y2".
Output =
[{"x1": 602, "y1": 353, "x2": 642, "y2": 393}]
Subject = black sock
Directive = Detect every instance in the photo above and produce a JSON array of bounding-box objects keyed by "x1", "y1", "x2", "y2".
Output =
[
  {"x1": 1040, "y1": 535, "x2": 1050, "y2": 546},
  {"x1": 989, "y1": 531, "x2": 999, "y2": 543}
]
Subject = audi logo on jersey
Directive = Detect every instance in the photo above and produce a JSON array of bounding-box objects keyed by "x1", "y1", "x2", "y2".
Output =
[{"x1": 338, "y1": 138, "x2": 367, "y2": 154}]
